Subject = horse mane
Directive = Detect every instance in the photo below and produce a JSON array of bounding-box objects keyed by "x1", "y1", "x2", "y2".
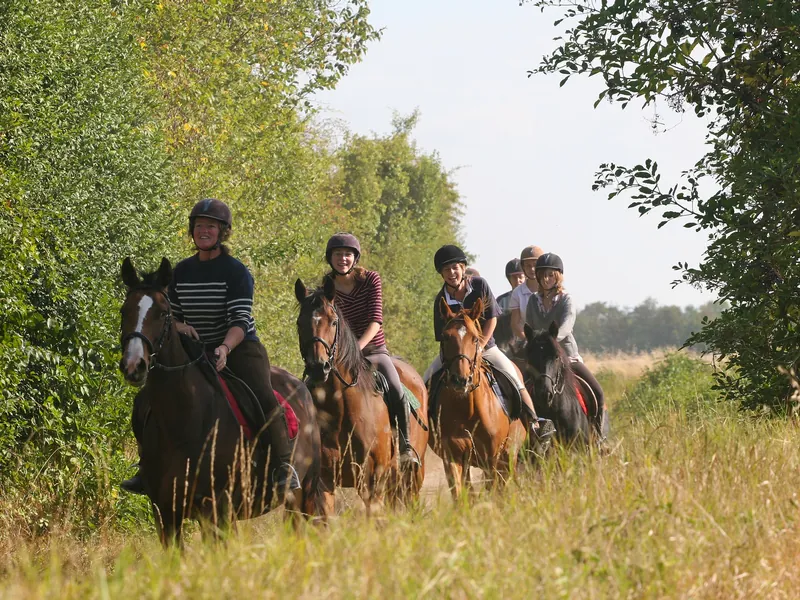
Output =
[
  {"x1": 444, "y1": 310, "x2": 486, "y2": 346},
  {"x1": 300, "y1": 287, "x2": 378, "y2": 393},
  {"x1": 539, "y1": 329, "x2": 578, "y2": 392}
]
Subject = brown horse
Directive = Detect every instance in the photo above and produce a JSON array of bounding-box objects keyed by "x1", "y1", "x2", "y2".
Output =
[
  {"x1": 119, "y1": 258, "x2": 322, "y2": 546},
  {"x1": 294, "y1": 277, "x2": 429, "y2": 516},
  {"x1": 430, "y1": 299, "x2": 527, "y2": 499}
]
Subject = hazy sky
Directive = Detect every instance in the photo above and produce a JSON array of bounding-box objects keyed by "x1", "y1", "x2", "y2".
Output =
[{"x1": 315, "y1": 0, "x2": 717, "y2": 309}]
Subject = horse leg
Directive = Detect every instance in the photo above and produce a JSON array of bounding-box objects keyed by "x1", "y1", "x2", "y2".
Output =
[
  {"x1": 154, "y1": 504, "x2": 182, "y2": 549},
  {"x1": 443, "y1": 454, "x2": 463, "y2": 501}
]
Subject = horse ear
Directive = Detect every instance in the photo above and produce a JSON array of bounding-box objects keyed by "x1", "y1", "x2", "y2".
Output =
[
  {"x1": 294, "y1": 278, "x2": 308, "y2": 304},
  {"x1": 323, "y1": 276, "x2": 336, "y2": 301},
  {"x1": 548, "y1": 321, "x2": 559, "y2": 339},
  {"x1": 121, "y1": 257, "x2": 140, "y2": 289},
  {"x1": 440, "y1": 296, "x2": 455, "y2": 320},
  {"x1": 156, "y1": 257, "x2": 172, "y2": 288},
  {"x1": 469, "y1": 297, "x2": 484, "y2": 321},
  {"x1": 524, "y1": 323, "x2": 535, "y2": 343}
]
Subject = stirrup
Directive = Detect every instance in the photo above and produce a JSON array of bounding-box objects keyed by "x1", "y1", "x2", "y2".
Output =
[
  {"x1": 398, "y1": 448, "x2": 421, "y2": 468},
  {"x1": 534, "y1": 418, "x2": 556, "y2": 439},
  {"x1": 273, "y1": 463, "x2": 301, "y2": 492}
]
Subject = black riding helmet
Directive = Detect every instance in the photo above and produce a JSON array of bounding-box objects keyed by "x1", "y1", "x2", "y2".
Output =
[
  {"x1": 505, "y1": 258, "x2": 523, "y2": 277},
  {"x1": 326, "y1": 232, "x2": 362, "y2": 275},
  {"x1": 535, "y1": 252, "x2": 564, "y2": 273},
  {"x1": 434, "y1": 245, "x2": 468, "y2": 273}
]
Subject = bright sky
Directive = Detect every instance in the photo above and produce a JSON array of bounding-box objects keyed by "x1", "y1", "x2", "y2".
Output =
[{"x1": 315, "y1": 0, "x2": 717, "y2": 309}]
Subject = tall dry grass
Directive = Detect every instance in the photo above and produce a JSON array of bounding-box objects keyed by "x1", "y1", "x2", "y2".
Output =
[{"x1": 2, "y1": 354, "x2": 798, "y2": 599}]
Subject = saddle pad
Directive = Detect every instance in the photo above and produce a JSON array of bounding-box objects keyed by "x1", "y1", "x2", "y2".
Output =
[
  {"x1": 575, "y1": 384, "x2": 588, "y2": 416},
  {"x1": 401, "y1": 384, "x2": 421, "y2": 411},
  {"x1": 218, "y1": 375, "x2": 253, "y2": 440},
  {"x1": 217, "y1": 374, "x2": 299, "y2": 441}
]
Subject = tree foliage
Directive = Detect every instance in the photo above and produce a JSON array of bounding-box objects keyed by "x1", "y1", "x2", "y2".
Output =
[
  {"x1": 0, "y1": 0, "x2": 176, "y2": 526},
  {"x1": 575, "y1": 299, "x2": 723, "y2": 353},
  {"x1": 324, "y1": 112, "x2": 464, "y2": 371},
  {"x1": 532, "y1": 0, "x2": 800, "y2": 409}
]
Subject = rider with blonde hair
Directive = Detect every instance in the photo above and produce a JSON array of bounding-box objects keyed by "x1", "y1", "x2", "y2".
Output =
[{"x1": 525, "y1": 252, "x2": 606, "y2": 437}]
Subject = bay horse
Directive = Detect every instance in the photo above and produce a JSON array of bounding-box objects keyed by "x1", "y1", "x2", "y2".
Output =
[
  {"x1": 119, "y1": 258, "x2": 322, "y2": 546},
  {"x1": 294, "y1": 277, "x2": 429, "y2": 517},
  {"x1": 522, "y1": 322, "x2": 610, "y2": 448},
  {"x1": 432, "y1": 299, "x2": 527, "y2": 500}
]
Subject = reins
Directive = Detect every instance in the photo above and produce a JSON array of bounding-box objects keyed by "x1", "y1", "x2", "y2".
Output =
[
  {"x1": 440, "y1": 317, "x2": 482, "y2": 392},
  {"x1": 120, "y1": 288, "x2": 205, "y2": 373},
  {"x1": 301, "y1": 304, "x2": 359, "y2": 388}
]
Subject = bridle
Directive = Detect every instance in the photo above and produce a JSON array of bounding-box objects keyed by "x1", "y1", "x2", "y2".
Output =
[
  {"x1": 301, "y1": 304, "x2": 359, "y2": 388},
  {"x1": 120, "y1": 288, "x2": 204, "y2": 372},
  {"x1": 526, "y1": 352, "x2": 565, "y2": 398},
  {"x1": 440, "y1": 318, "x2": 481, "y2": 392}
]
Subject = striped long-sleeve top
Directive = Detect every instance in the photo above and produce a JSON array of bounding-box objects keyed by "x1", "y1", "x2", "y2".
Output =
[
  {"x1": 168, "y1": 254, "x2": 258, "y2": 345},
  {"x1": 333, "y1": 270, "x2": 386, "y2": 353}
]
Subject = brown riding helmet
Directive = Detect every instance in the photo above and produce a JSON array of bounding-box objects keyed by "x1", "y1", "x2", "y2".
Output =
[{"x1": 520, "y1": 245, "x2": 544, "y2": 262}]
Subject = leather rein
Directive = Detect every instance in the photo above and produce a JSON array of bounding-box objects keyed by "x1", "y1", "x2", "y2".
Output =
[
  {"x1": 120, "y1": 288, "x2": 205, "y2": 372},
  {"x1": 301, "y1": 304, "x2": 359, "y2": 388}
]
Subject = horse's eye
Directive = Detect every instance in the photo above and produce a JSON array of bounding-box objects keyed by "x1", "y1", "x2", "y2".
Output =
[{"x1": 332, "y1": 320, "x2": 339, "y2": 328}]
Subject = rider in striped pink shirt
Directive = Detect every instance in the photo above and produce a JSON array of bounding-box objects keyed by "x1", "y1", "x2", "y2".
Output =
[{"x1": 324, "y1": 233, "x2": 419, "y2": 467}]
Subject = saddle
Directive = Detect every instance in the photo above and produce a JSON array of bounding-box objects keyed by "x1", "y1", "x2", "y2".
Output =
[
  {"x1": 373, "y1": 368, "x2": 427, "y2": 430},
  {"x1": 179, "y1": 334, "x2": 298, "y2": 441},
  {"x1": 427, "y1": 360, "x2": 522, "y2": 422}
]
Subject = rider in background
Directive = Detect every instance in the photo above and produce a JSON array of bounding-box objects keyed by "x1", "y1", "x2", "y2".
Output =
[
  {"x1": 525, "y1": 252, "x2": 606, "y2": 438},
  {"x1": 509, "y1": 245, "x2": 545, "y2": 343},
  {"x1": 324, "y1": 233, "x2": 419, "y2": 467},
  {"x1": 424, "y1": 245, "x2": 540, "y2": 432},
  {"x1": 122, "y1": 199, "x2": 300, "y2": 495},
  {"x1": 494, "y1": 258, "x2": 525, "y2": 350}
]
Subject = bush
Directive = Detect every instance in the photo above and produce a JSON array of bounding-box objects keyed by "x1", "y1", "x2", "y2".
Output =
[{"x1": 616, "y1": 354, "x2": 721, "y2": 420}]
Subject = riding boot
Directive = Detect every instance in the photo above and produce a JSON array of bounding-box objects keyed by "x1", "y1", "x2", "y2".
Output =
[
  {"x1": 263, "y1": 408, "x2": 301, "y2": 498},
  {"x1": 120, "y1": 442, "x2": 147, "y2": 495},
  {"x1": 395, "y1": 394, "x2": 420, "y2": 468},
  {"x1": 519, "y1": 387, "x2": 555, "y2": 448}
]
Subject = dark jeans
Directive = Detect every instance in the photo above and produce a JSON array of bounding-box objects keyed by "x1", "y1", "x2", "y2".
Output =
[
  {"x1": 226, "y1": 339, "x2": 292, "y2": 466},
  {"x1": 571, "y1": 361, "x2": 605, "y2": 427}
]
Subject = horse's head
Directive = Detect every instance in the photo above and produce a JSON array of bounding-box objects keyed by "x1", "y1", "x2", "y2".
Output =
[
  {"x1": 119, "y1": 257, "x2": 173, "y2": 386},
  {"x1": 439, "y1": 298, "x2": 485, "y2": 392},
  {"x1": 295, "y1": 277, "x2": 339, "y2": 383},
  {"x1": 523, "y1": 321, "x2": 565, "y2": 407}
]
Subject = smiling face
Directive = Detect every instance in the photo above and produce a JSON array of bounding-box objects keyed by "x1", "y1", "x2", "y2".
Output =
[
  {"x1": 192, "y1": 216, "x2": 222, "y2": 251},
  {"x1": 331, "y1": 247, "x2": 356, "y2": 274},
  {"x1": 440, "y1": 262, "x2": 466, "y2": 288}
]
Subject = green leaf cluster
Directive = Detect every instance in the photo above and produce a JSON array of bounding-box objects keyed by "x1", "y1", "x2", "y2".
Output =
[{"x1": 534, "y1": 0, "x2": 800, "y2": 410}]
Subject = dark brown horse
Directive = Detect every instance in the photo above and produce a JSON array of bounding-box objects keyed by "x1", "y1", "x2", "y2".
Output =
[
  {"x1": 119, "y1": 258, "x2": 322, "y2": 546},
  {"x1": 522, "y1": 322, "x2": 609, "y2": 448},
  {"x1": 294, "y1": 277, "x2": 429, "y2": 516},
  {"x1": 432, "y1": 299, "x2": 527, "y2": 499}
]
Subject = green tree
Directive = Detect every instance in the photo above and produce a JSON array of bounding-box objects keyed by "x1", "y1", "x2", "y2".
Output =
[
  {"x1": 532, "y1": 0, "x2": 800, "y2": 409},
  {"x1": 0, "y1": 0, "x2": 175, "y2": 523},
  {"x1": 326, "y1": 113, "x2": 464, "y2": 371}
]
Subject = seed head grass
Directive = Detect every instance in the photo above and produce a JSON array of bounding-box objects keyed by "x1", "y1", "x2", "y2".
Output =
[{"x1": 2, "y1": 354, "x2": 798, "y2": 598}]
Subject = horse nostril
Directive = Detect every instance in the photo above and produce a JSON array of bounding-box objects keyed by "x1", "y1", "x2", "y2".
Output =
[{"x1": 322, "y1": 362, "x2": 331, "y2": 374}]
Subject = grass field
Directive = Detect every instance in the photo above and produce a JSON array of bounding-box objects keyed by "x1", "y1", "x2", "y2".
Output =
[{"x1": 2, "y1": 353, "x2": 798, "y2": 599}]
